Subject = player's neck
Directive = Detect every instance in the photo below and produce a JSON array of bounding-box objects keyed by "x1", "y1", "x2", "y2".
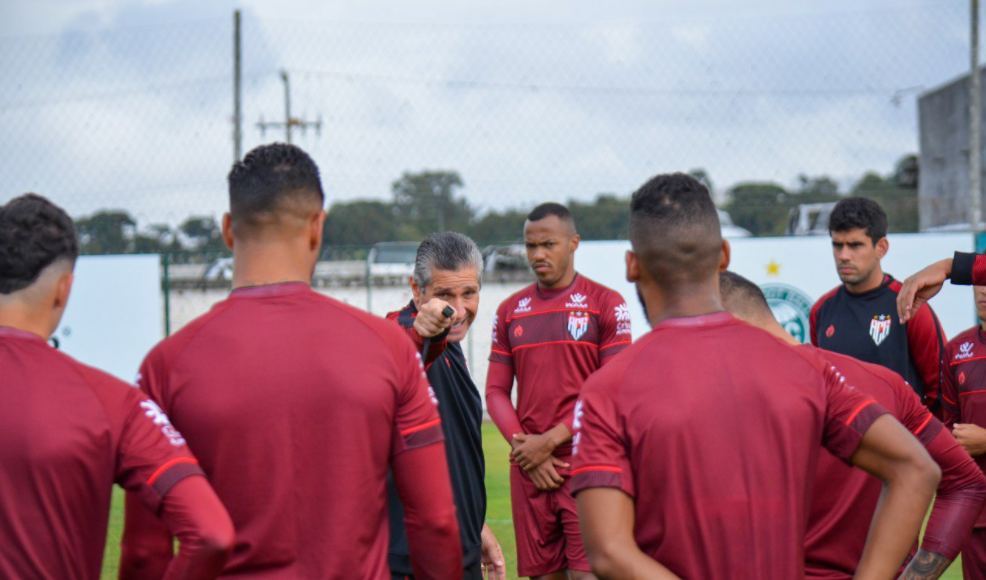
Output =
[
  {"x1": 230, "y1": 244, "x2": 313, "y2": 290},
  {"x1": 765, "y1": 320, "x2": 800, "y2": 345},
  {"x1": 0, "y1": 308, "x2": 53, "y2": 340},
  {"x1": 538, "y1": 268, "x2": 577, "y2": 292},
  {"x1": 844, "y1": 267, "x2": 885, "y2": 294},
  {"x1": 646, "y1": 288, "x2": 724, "y2": 327}
]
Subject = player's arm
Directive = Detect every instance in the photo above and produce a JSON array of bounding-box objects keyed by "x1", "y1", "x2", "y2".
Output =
[
  {"x1": 845, "y1": 415, "x2": 941, "y2": 580},
  {"x1": 897, "y1": 253, "x2": 986, "y2": 322},
  {"x1": 901, "y1": 424, "x2": 986, "y2": 579},
  {"x1": 904, "y1": 305, "x2": 946, "y2": 412},
  {"x1": 486, "y1": 303, "x2": 523, "y2": 443},
  {"x1": 578, "y1": 488, "x2": 682, "y2": 580}
]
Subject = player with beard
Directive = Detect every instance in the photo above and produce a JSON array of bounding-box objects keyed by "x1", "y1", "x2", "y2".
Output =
[
  {"x1": 720, "y1": 270, "x2": 986, "y2": 580},
  {"x1": 386, "y1": 232, "x2": 506, "y2": 580},
  {"x1": 811, "y1": 197, "x2": 946, "y2": 412},
  {"x1": 486, "y1": 203, "x2": 630, "y2": 580},
  {"x1": 119, "y1": 143, "x2": 461, "y2": 579},
  {"x1": 571, "y1": 172, "x2": 940, "y2": 579}
]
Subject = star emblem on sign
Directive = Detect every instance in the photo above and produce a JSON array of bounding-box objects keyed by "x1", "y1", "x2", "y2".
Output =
[{"x1": 766, "y1": 260, "x2": 781, "y2": 276}]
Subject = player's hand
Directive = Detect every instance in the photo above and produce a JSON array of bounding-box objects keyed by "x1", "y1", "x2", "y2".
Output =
[
  {"x1": 511, "y1": 433, "x2": 558, "y2": 470},
  {"x1": 413, "y1": 299, "x2": 455, "y2": 338},
  {"x1": 953, "y1": 423, "x2": 986, "y2": 456},
  {"x1": 524, "y1": 457, "x2": 568, "y2": 491},
  {"x1": 897, "y1": 259, "x2": 952, "y2": 323},
  {"x1": 480, "y1": 523, "x2": 507, "y2": 580}
]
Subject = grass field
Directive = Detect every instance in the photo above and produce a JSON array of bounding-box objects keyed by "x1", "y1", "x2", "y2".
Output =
[{"x1": 100, "y1": 422, "x2": 964, "y2": 579}]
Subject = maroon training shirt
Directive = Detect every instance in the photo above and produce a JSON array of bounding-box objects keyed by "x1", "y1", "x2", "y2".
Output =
[
  {"x1": 0, "y1": 326, "x2": 205, "y2": 580},
  {"x1": 134, "y1": 283, "x2": 457, "y2": 578},
  {"x1": 944, "y1": 325, "x2": 986, "y2": 528},
  {"x1": 804, "y1": 345, "x2": 986, "y2": 578},
  {"x1": 487, "y1": 274, "x2": 630, "y2": 445},
  {"x1": 570, "y1": 313, "x2": 888, "y2": 580}
]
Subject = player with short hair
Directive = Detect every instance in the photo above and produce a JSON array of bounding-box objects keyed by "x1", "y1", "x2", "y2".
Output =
[
  {"x1": 811, "y1": 196, "x2": 946, "y2": 411},
  {"x1": 120, "y1": 143, "x2": 462, "y2": 579},
  {"x1": 572, "y1": 173, "x2": 941, "y2": 579},
  {"x1": 720, "y1": 270, "x2": 986, "y2": 580},
  {"x1": 486, "y1": 202, "x2": 630, "y2": 579},
  {"x1": 0, "y1": 193, "x2": 234, "y2": 580},
  {"x1": 386, "y1": 231, "x2": 506, "y2": 580}
]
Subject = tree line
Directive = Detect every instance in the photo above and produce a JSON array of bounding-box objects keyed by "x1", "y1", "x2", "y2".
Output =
[{"x1": 74, "y1": 155, "x2": 919, "y2": 255}]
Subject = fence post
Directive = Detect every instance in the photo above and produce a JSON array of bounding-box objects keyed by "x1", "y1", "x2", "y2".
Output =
[{"x1": 163, "y1": 252, "x2": 172, "y2": 337}]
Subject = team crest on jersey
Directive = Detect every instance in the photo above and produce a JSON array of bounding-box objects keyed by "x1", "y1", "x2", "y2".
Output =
[
  {"x1": 515, "y1": 297, "x2": 532, "y2": 313},
  {"x1": 956, "y1": 342, "x2": 975, "y2": 360},
  {"x1": 139, "y1": 400, "x2": 187, "y2": 447},
  {"x1": 568, "y1": 312, "x2": 590, "y2": 340},
  {"x1": 566, "y1": 293, "x2": 588, "y2": 309},
  {"x1": 869, "y1": 315, "x2": 892, "y2": 346}
]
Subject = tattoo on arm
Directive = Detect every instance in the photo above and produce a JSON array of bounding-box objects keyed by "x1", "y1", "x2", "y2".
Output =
[{"x1": 899, "y1": 550, "x2": 953, "y2": 580}]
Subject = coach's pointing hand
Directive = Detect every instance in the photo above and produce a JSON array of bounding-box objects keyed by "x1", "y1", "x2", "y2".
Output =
[{"x1": 414, "y1": 299, "x2": 456, "y2": 338}]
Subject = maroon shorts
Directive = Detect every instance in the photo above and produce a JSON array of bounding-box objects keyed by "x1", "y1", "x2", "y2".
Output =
[
  {"x1": 964, "y1": 529, "x2": 986, "y2": 580},
  {"x1": 510, "y1": 462, "x2": 591, "y2": 577}
]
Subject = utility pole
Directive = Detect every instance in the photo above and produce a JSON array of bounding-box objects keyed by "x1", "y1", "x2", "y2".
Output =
[
  {"x1": 257, "y1": 69, "x2": 322, "y2": 144},
  {"x1": 232, "y1": 10, "x2": 242, "y2": 162},
  {"x1": 972, "y1": 0, "x2": 982, "y2": 249}
]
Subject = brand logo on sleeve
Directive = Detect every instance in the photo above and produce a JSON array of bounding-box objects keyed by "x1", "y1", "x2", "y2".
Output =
[
  {"x1": 956, "y1": 342, "x2": 975, "y2": 360},
  {"x1": 573, "y1": 400, "x2": 584, "y2": 430},
  {"x1": 568, "y1": 312, "x2": 590, "y2": 340},
  {"x1": 492, "y1": 314, "x2": 499, "y2": 343},
  {"x1": 515, "y1": 297, "x2": 532, "y2": 313},
  {"x1": 139, "y1": 400, "x2": 187, "y2": 447},
  {"x1": 566, "y1": 293, "x2": 588, "y2": 308},
  {"x1": 869, "y1": 314, "x2": 892, "y2": 346}
]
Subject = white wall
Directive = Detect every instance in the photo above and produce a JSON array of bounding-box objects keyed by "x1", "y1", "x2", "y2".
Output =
[
  {"x1": 577, "y1": 234, "x2": 977, "y2": 342},
  {"x1": 55, "y1": 254, "x2": 162, "y2": 382}
]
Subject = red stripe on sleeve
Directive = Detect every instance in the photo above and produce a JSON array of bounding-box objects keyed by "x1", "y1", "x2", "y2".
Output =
[
  {"x1": 845, "y1": 399, "x2": 878, "y2": 426},
  {"x1": 401, "y1": 418, "x2": 442, "y2": 436},
  {"x1": 147, "y1": 457, "x2": 200, "y2": 486}
]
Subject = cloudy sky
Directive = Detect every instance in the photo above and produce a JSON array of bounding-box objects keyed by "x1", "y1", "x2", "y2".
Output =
[{"x1": 0, "y1": 0, "x2": 973, "y2": 225}]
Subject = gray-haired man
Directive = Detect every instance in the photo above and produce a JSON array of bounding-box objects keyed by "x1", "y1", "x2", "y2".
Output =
[{"x1": 386, "y1": 232, "x2": 506, "y2": 580}]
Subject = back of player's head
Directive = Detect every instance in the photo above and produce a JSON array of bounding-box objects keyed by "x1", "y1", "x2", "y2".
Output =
[
  {"x1": 526, "y1": 202, "x2": 577, "y2": 234},
  {"x1": 413, "y1": 232, "x2": 484, "y2": 289},
  {"x1": 718, "y1": 271, "x2": 773, "y2": 322},
  {"x1": 828, "y1": 197, "x2": 887, "y2": 244},
  {"x1": 0, "y1": 194, "x2": 79, "y2": 295},
  {"x1": 227, "y1": 143, "x2": 325, "y2": 237},
  {"x1": 629, "y1": 173, "x2": 722, "y2": 287}
]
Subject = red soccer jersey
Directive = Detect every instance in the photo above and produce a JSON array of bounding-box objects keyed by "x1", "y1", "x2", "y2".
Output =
[
  {"x1": 944, "y1": 325, "x2": 986, "y2": 528},
  {"x1": 570, "y1": 313, "x2": 888, "y2": 580},
  {"x1": 804, "y1": 345, "x2": 984, "y2": 578},
  {"x1": 0, "y1": 326, "x2": 204, "y2": 580},
  {"x1": 136, "y1": 283, "x2": 453, "y2": 578},
  {"x1": 488, "y1": 274, "x2": 630, "y2": 444}
]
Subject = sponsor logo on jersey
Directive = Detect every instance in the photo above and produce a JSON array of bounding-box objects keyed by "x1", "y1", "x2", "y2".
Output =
[
  {"x1": 568, "y1": 312, "x2": 590, "y2": 340},
  {"x1": 615, "y1": 303, "x2": 632, "y2": 335},
  {"x1": 826, "y1": 325, "x2": 835, "y2": 338},
  {"x1": 515, "y1": 297, "x2": 532, "y2": 313},
  {"x1": 960, "y1": 371, "x2": 967, "y2": 385},
  {"x1": 869, "y1": 314, "x2": 892, "y2": 346},
  {"x1": 761, "y1": 283, "x2": 813, "y2": 344},
  {"x1": 139, "y1": 400, "x2": 187, "y2": 447},
  {"x1": 956, "y1": 342, "x2": 975, "y2": 360},
  {"x1": 566, "y1": 293, "x2": 588, "y2": 308},
  {"x1": 514, "y1": 325, "x2": 524, "y2": 337}
]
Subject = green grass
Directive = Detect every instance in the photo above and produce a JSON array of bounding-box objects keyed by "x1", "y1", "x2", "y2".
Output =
[{"x1": 100, "y1": 423, "x2": 963, "y2": 579}]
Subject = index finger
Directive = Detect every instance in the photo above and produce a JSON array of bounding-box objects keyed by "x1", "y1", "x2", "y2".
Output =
[{"x1": 896, "y1": 278, "x2": 916, "y2": 323}]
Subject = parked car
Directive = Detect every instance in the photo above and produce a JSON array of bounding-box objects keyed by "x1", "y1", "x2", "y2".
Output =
[
  {"x1": 718, "y1": 209, "x2": 752, "y2": 238},
  {"x1": 786, "y1": 202, "x2": 836, "y2": 236},
  {"x1": 368, "y1": 241, "x2": 418, "y2": 277}
]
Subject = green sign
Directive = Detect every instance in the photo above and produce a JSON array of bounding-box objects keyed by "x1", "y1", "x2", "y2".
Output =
[{"x1": 761, "y1": 283, "x2": 813, "y2": 344}]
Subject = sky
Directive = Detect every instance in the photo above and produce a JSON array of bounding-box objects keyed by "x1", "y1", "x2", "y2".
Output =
[{"x1": 0, "y1": 0, "x2": 974, "y2": 226}]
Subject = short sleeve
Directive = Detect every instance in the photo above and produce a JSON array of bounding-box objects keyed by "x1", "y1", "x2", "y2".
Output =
[
  {"x1": 598, "y1": 292, "x2": 632, "y2": 361},
  {"x1": 569, "y1": 374, "x2": 635, "y2": 498},
  {"x1": 391, "y1": 334, "x2": 444, "y2": 455},
  {"x1": 940, "y1": 349, "x2": 961, "y2": 426},
  {"x1": 820, "y1": 363, "x2": 890, "y2": 462},
  {"x1": 116, "y1": 388, "x2": 204, "y2": 514},
  {"x1": 894, "y1": 375, "x2": 944, "y2": 446},
  {"x1": 136, "y1": 345, "x2": 169, "y2": 408},
  {"x1": 488, "y1": 301, "x2": 513, "y2": 368}
]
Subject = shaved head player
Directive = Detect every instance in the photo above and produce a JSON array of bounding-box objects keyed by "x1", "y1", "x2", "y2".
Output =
[
  {"x1": 571, "y1": 173, "x2": 941, "y2": 579},
  {"x1": 0, "y1": 194, "x2": 233, "y2": 580},
  {"x1": 719, "y1": 270, "x2": 986, "y2": 580},
  {"x1": 120, "y1": 143, "x2": 462, "y2": 579}
]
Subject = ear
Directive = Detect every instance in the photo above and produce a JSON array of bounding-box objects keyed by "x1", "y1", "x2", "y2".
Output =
[
  {"x1": 221, "y1": 213, "x2": 235, "y2": 251},
  {"x1": 53, "y1": 271, "x2": 74, "y2": 311},
  {"x1": 875, "y1": 237, "x2": 888, "y2": 259},
  {"x1": 310, "y1": 210, "x2": 327, "y2": 251},
  {"x1": 719, "y1": 239, "x2": 732, "y2": 272},
  {"x1": 570, "y1": 234, "x2": 580, "y2": 253},
  {"x1": 410, "y1": 275, "x2": 422, "y2": 298},
  {"x1": 625, "y1": 250, "x2": 639, "y2": 283}
]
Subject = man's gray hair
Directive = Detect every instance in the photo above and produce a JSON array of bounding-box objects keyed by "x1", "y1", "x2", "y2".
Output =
[{"x1": 413, "y1": 232, "x2": 484, "y2": 289}]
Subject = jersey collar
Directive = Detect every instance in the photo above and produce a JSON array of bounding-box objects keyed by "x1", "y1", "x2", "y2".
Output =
[
  {"x1": 0, "y1": 326, "x2": 47, "y2": 342},
  {"x1": 229, "y1": 282, "x2": 311, "y2": 299},
  {"x1": 535, "y1": 273, "x2": 580, "y2": 299},
  {"x1": 653, "y1": 311, "x2": 734, "y2": 329},
  {"x1": 842, "y1": 273, "x2": 894, "y2": 298}
]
